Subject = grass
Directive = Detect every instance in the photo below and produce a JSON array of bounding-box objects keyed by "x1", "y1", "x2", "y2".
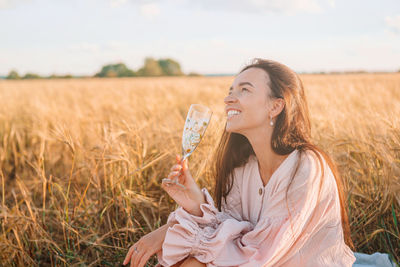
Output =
[{"x1": 0, "y1": 74, "x2": 399, "y2": 266}]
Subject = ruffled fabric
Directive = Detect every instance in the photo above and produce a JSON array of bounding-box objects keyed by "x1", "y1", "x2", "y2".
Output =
[
  {"x1": 159, "y1": 188, "x2": 253, "y2": 266},
  {"x1": 157, "y1": 149, "x2": 357, "y2": 266},
  {"x1": 158, "y1": 187, "x2": 305, "y2": 267},
  {"x1": 157, "y1": 174, "x2": 244, "y2": 267}
]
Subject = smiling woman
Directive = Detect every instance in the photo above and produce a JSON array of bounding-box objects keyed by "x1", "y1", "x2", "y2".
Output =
[
  {"x1": 150, "y1": 58, "x2": 359, "y2": 267},
  {"x1": 123, "y1": 58, "x2": 397, "y2": 267}
]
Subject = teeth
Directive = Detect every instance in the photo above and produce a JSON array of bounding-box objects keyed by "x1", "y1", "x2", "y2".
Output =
[{"x1": 227, "y1": 110, "x2": 241, "y2": 116}]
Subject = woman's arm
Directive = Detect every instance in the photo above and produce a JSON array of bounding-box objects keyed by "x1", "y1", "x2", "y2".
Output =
[
  {"x1": 158, "y1": 170, "x2": 244, "y2": 267},
  {"x1": 160, "y1": 219, "x2": 178, "y2": 242}
]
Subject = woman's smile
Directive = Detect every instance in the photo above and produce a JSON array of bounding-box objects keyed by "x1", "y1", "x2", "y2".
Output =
[{"x1": 227, "y1": 109, "x2": 242, "y2": 119}]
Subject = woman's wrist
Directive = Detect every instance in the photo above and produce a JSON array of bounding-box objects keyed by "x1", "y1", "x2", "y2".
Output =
[
  {"x1": 166, "y1": 219, "x2": 177, "y2": 228},
  {"x1": 159, "y1": 221, "x2": 176, "y2": 244},
  {"x1": 187, "y1": 192, "x2": 206, "y2": 216},
  {"x1": 185, "y1": 206, "x2": 203, "y2": 217}
]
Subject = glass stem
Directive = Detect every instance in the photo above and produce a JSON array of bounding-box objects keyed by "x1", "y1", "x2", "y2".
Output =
[{"x1": 181, "y1": 153, "x2": 189, "y2": 162}]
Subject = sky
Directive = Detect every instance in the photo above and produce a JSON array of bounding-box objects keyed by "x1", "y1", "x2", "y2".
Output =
[{"x1": 1, "y1": 0, "x2": 400, "y2": 76}]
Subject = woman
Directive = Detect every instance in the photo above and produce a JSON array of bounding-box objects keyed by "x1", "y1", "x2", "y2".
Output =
[{"x1": 124, "y1": 58, "x2": 357, "y2": 267}]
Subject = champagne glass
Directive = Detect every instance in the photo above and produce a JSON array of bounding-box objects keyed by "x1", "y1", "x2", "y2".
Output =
[{"x1": 162, "y1": 104, "x2": 212, "y2": 189}]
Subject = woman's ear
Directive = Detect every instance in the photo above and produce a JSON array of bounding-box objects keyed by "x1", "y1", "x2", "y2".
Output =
[{"x1": 270, "y1": 98, "x2": 285, "y2": 117}]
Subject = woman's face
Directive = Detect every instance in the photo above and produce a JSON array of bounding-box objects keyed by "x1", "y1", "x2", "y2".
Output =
[{"x1": 224, "y1": 67, "x2": 273, "y2": 134}]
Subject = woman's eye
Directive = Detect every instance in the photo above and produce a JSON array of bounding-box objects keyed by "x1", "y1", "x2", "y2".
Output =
[{"x1": 228, "y1": 88, "x2": 247, "y2": 95}]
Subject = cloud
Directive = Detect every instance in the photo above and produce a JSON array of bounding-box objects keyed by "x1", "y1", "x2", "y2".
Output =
[
  {"x1": 110, "y1": 0, "x2": 127, "y2": 8},
  {"x1": 0, "y1": 0, "x2": 30, "y2": 9},
  {"x1": 67, "y1": 42, "x2": 101, "y2": 53},
  {"x1": 139, "y1": 2, "x2": 160, "y2": 19},
  {"x1": 104, "y1": 41, "x2": 128, "y2": 51},
  {"x1": 108, "y1": 0, "x2": 333, "y2": 15},
  {"x1": 209, "y1": 38, "x2": 226, "y2": 47},
  {"x1": 108, "y1": 0, "x2": 162, "y2": 19},
  {"x1": 66, "y1": 41, "x2": 129, "y2": 54},
  {"x1": 197, "y1": 0, "x2": 327, "y2": 14},
  {"x1": 385, "y1": 15, "x2": 400, "y2": 34},
  {"x1": 167, "y1": 0, "x2": 333, "y2": 15}
]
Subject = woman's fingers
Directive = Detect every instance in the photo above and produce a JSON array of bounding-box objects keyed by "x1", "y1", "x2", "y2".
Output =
[
  {"x1": 171, "y1": 164, "x2": 182, "y2": 171},
  {"x1": 132, "y1": 250, "x2": 142, "y2": 267},
  {"x1": 133, "y1": 247, "x2": 152, "y2": 267},
  {"x1": 123, "y1": 245, "x2": 135, "y2": 265},
  {"x1": 137, "y1": 252, "x2": 152, "y2": 267},
  {"x1": 168, "y1": 171, "x2": 180, "y2": 178},
  {"x1": 167, "y1": 174, "x2": 182, "y2": 185},
  {"x1": 129, "y1": 246, "x2": 143, "y2": 267},
  {"x1": 124, "y1": 244, "x2": 148, "y2": 267},
  {"x1": 161, "y1": 155, "x2": 187, "y2": 187}
]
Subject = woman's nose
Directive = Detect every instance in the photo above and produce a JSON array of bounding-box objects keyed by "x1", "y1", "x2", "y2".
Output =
[{"x1": 224, "y1": 94, "x2": 237, "y2": 104}]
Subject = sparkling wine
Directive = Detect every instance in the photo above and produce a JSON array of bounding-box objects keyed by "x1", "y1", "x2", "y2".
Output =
[{"x1": 162, "y1": 104, "x2": 212, "y2": 189}]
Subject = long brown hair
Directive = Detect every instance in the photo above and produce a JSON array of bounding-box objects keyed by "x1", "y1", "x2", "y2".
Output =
[{"x1": 212, "y1": 58, "x2": 354, "y2": 250}]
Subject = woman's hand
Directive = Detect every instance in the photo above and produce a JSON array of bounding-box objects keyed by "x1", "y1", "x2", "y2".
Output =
[
  {"x1": 161, "y1": 154, "x2": 206, "y2": 216},
  {"x1": 123, "y1": 224, "x2": 168, "y2": 267}
]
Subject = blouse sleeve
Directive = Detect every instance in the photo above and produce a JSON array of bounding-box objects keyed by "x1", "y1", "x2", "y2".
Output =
[
  {"x1": 159, "y1": 151, "x2": 340, "y2": 267},
  {"x1": 157, "y1": 170, "x2": 246, "y2": 267}
]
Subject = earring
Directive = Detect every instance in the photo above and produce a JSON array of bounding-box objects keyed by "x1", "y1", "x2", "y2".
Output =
[{"x1": 270, "y1": 116, "x2": 274, "y2": 126}]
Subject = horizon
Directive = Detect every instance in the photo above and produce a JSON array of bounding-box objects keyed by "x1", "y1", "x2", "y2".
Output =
[
  {"x1": 1, "y1": 70, "x2": 399, "y2": 79},
  {"x1": 2, "y1": 61, "x2": 400, "y2": 78}
]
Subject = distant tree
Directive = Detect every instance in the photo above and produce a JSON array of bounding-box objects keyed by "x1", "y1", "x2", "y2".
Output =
[
  {"x1": 95, "y1": 63, "x2": 136, "y2": 78},
  {"x1": 22, "y1": 73, "x2": 41, "y2": 79},
  {"x1": 158, "y1": 58, "x2": 184, "y2": 76},
  {"x1": 48, "y1": 74, "x2": 73, "y2": 79},
  {"x1": 6, "y1": 70, "x2": 20, "y2": 79},
  {"x1": 188, "y1": 72, "x2": 202, "y2": 76},
  {"x1": 93, "y1": 58, "x2": 186, "y2": 78},
  {"x1": 105, "y1": 70, "x2": 118, "y2": 78},
  {"x1": 137, "y1": 57, "x2": 163, "y2": 76}
]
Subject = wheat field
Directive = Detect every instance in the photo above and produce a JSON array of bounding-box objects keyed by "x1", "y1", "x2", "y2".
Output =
[{"x1": 0, "y1": 74, "x2": 399, "y2": 266}]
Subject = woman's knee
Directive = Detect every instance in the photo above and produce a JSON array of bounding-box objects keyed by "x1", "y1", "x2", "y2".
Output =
[
  {"x1": 170, "y1": 257, "x2": 187, "y2": 267},
  {"x1": 181, "y1": 257, "x2": 206, "y2": 267}
]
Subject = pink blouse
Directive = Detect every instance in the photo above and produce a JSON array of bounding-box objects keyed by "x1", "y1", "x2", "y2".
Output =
[{"x1": 156, "y1": 149, "x2": 356, "y2": 266}]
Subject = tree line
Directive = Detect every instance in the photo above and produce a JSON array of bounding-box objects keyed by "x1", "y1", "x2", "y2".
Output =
[{"x1": 4, "y1": 57, "x2": 202, "y2": 79}]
